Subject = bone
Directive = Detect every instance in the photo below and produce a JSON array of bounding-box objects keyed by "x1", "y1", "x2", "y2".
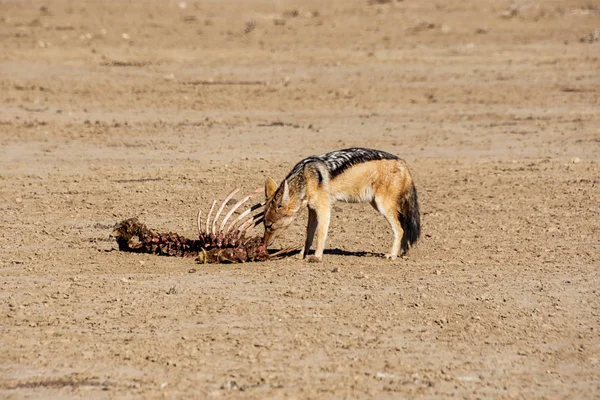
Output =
[
  {"x1": 235, "y1": 209, "x2": 265, "y2": 232},
  {"x1": 244, "y1": 216, "x2": 264, "y2": 235},
  {"x1": 239, "y1": 212, "x2": 264, "y2": 234},
  {"x1": 219, "y1": 188, "x2": 262, "y2": 232},
  {"x1": 226, "y1": 208, "x2": 252, "y2": 233},
  {"x1": 270, "y1": 244, "x2": 303, "y2": 258},
  {"x1": 226, "y1": 202, "x2": 264, "y2": 233},
  {"x1": 211, "y1": 188, "x2": 240, "y2": 235},
  {"x1": 240, "y1": 217, "x2": 264, "y2": 236},
  {"x1": 196, "y1": 209, "x2": 202, "y2": 237},
  {"x1": 204, "y1": 200, "x2": 218, "y2": 234}
]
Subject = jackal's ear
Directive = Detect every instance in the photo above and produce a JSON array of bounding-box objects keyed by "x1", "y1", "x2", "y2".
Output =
[
  {"x1": 265, "y1": 177, "x2": 278, "y2": 199},
  {"x1": 280, "y1": 180, "x2": 290, "y2": 208}
]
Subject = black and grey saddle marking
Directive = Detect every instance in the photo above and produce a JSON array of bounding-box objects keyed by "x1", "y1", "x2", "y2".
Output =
[{"x1": 285, "y1": 148, "x2": 399, "y2": 181}]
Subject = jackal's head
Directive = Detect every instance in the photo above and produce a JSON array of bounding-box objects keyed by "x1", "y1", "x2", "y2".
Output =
[{"x1": 263, "y1": 177, "x2": 299, "y2": 246}]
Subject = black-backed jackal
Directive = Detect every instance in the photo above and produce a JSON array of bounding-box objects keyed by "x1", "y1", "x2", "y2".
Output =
[{"x1": 263, "y1": 148, "x2": 421, "y2": 262}]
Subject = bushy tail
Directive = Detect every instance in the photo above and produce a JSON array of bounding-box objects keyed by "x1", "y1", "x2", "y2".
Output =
[{"x1": 398, "y1": 182, "x2": 421, "y2": 253}]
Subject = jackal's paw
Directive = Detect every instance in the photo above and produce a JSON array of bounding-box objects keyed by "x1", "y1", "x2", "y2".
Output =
[
  {"x1": 307, "y1": 256, "x2": 322, "y2": 263},
  {"x1": 384, "y1": 254, "x2": 398, "y2": 260}
]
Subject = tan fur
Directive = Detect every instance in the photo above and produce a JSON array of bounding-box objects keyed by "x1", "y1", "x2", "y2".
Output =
[{"x1": 264, "y1": 158, "x2": 418, "y2": 262}]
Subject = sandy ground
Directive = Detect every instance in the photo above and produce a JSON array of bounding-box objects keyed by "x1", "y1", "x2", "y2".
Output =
[{"x1": 1, "y1": 0, "x2": 599, "y2": 398}]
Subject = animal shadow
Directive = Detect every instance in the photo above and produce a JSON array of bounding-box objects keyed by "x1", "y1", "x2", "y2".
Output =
[{"x1": 268, "y1": 248, "x2": 382, "y2": 258}]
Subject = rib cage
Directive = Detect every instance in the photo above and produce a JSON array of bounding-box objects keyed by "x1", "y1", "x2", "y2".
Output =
[{"x1": 113, "y1": 188, "x2": 300, "y2": 263}]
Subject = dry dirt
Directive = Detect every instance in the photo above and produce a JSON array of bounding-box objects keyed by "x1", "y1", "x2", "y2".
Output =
[{"x1": 1, "y1": 0, "x2": 599, "y2": 398}]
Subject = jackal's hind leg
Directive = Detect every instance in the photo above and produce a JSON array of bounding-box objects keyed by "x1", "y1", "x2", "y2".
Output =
[{"x1": 371, "y1": 200, "x2": 403, "y2": 260}]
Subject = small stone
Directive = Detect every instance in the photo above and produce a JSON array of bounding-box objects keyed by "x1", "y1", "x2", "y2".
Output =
[
  {"x1": 571, "y1": 157, "x2": 581, "y2": 164},
  {"x1": 222, "y1": 380, "x2": 238, "y2": 390},
  {"x1": 331, "y1": 267, "x2": 339, "y2": 273},
  {"x1": 15, "y1": 197, "x2": 22, "y2": 203},
  {"x1": 244, "y1": 20, "x2": 256, "y2": 34},
  {"x1": 188, "y1": 268, "x2": 197, "y2": 273}
]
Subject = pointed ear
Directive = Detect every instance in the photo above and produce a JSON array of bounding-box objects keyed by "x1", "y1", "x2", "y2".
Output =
[
  {"x1": 265, "y1": 177, "x2": 278, "y2": 199},
  {"x1": 280, "y1": 180, "x2": 290, "y2": 208}
]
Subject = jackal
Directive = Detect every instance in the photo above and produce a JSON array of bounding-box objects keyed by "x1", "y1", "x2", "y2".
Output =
[{"x1": 263, "y1": 148, "x2": 421, "y2": 262}]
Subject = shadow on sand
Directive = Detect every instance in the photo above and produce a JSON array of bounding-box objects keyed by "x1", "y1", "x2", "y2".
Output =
[{"x1": 269, "y1": 248, "x2": 382, "y2": 258}]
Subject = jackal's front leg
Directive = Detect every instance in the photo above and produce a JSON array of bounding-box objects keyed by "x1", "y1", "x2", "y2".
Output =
[
  {"x1": 308, "y1": 206, "x2": 331, "y2": 263},
  {"x1": 299, "y1": 208, "x2": 318, "y2": 259}
]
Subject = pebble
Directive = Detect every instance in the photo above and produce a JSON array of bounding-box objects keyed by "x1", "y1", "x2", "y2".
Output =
[{"x1": 571, "y1": 157, "x2": 581, "y2": 164}]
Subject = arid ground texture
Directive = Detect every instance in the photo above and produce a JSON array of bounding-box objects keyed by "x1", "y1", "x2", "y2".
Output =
[{"x1": 1, "y1": 0, "x2": 599, "y2": 398}]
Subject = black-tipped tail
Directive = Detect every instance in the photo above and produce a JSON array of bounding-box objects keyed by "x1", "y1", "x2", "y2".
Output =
[{"x1": 399, "y1": 182, "x2": 421, "y2": 253}]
